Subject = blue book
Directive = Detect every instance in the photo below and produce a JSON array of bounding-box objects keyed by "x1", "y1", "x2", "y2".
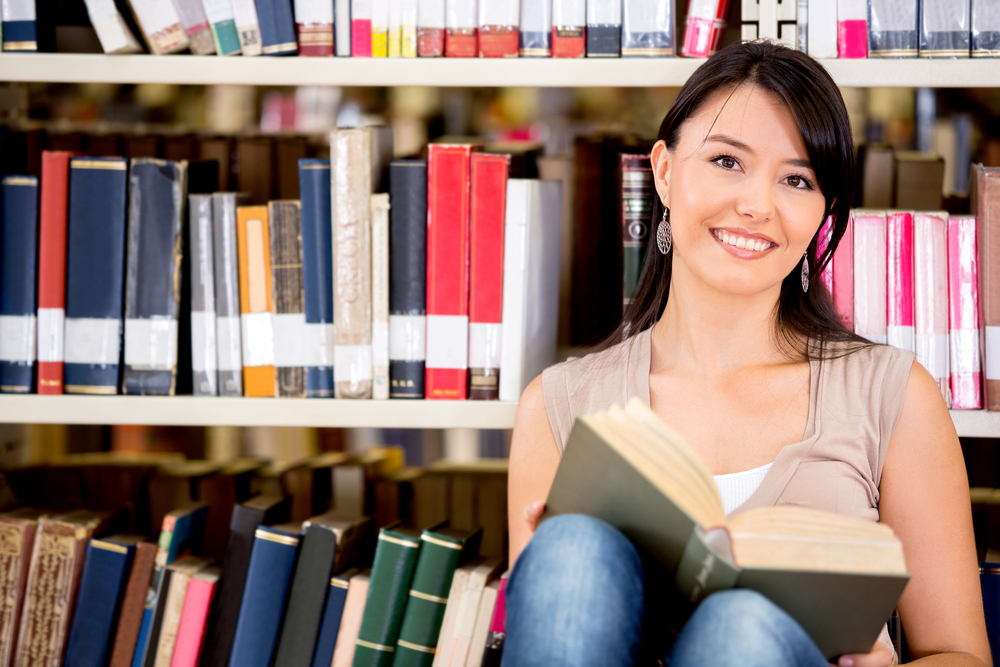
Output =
[
  {"x1": 310, "y1": 569, "x2": 355, "y2": 667},
  {"x1": 64, "y1": 536, "x2": 141, "y2": 667},
  {"x1": 255, "y1": 0, "x2": 297, "y2": 55},
  {"x1": 65, "y1": 157, "x2": 129, "y2": 395},
  {"x1": 228, "y1": 523, "x2": 302, "y2": 667},
  {"x1": 299, "y1": 159, "x2": 335, "y2": 397},
  {"x1": 0, "y1": 175, "x2": 39, "y2": 393},
  {"x1": 2, "y1": 0, "x2": 37, "y2": 51}
]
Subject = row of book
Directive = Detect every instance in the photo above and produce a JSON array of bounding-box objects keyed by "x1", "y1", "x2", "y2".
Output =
[{"x1": 0, "y1": 130, "x2": 564, "y2": 400}]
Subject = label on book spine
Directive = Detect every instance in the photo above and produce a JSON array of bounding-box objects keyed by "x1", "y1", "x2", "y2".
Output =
[
  {"x1": 217, "y1": 315, "x2": 242, "y2": 371},
  {"x1": 390, "y1": 315, "x2": 426, "y2": 361},
  {"x1": 0, "y1": 315, "x2": 35, "y2": 362},
  {"x1": 241, "y1": 313, "x2": 275, "y2": 367},
  {"x1": 306, "y1": 322, "x2": 335, "y2": 366},
  {"x1": 426, "y1": 315, "x2": 469, "y2": 369},
  {"x1": 124, "y1": 318, "x2": 178, "y2": 369},
  {"x1": 273, "y1": 313, "x2": 309, "y2": 367},
  {"x1": 63, "y1": 318, "x2": 120, "y2": 364},
  {"x1": 334, "y1": 345, "x2": 373, "y2": 381},
  {"x1": 37, "y1": 308, "x2": 64, "y2": 362}
]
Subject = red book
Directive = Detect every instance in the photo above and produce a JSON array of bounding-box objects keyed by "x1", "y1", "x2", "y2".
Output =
[
  {"x1": 468, "y1": 154, "x2": 508, "y2": 400},
  {"x1": 297, "y1": 24, "x2": 334, "y2": 56},
  {"x1": 551, "y1": 27, "x2": 585, "y2": 57},
  {"x1": 169, "y1": 567, "x2": 219, "y2": 667},
  {"x1": 36, "y1": 151, "x2": 73, "y2": 395},
  {"x1": 426, "y1": 143, "x2": 476, "y2": 400}
]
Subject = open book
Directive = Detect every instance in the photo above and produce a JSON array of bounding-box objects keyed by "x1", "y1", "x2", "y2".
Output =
[{"x1": 543, "y1": 398, "x2": 909, "y2": 660}]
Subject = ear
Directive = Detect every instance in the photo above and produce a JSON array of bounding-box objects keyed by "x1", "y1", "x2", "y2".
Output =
[{"x1": 650, "y1": 140, "x2": 671, "y2": 209}]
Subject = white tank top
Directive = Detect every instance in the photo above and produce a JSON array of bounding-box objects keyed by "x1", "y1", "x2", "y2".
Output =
[{"x1": 713, "y1": 463, "x2": 774, "y2": 516}]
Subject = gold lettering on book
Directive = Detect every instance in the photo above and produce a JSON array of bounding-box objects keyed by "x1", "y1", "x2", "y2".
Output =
[{"x1": 17, "y1": 529, "x2": 76, "y2": 665}]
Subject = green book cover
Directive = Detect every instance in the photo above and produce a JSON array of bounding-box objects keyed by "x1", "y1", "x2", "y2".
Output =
[
  {"x1": 210, "y1": 19, "x2": 242, "y2": 55},
  {"x1": 352, "y1": 524, "x2": 423, "y2": 667},
  {"x1": 391, "y1": 526, "x2": 482, "y2": 667}
]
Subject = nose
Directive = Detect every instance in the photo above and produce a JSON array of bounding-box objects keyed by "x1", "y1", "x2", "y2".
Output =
[{"x1": 734, "y1": 178, "x2": 776, "y2": 224}]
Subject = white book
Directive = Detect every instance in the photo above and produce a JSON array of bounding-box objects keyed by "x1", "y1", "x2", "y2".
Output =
[
  {"x1": 914, "y1": 212, "x2": 950, "y2": 403},
  {"x1": 129, "y1": 0, "x2": 190, "y2": 53},
  {"x1": 336, "y1": 0, "x2": 353, "y2": 54},
  {"x1": 587, "y1": 0, "x2": 621, "y2": 27},
  {"x1": 419, "y1": 0, "x2": 447, "y2": 29},
  {"x1": 231, "y1": 0, "x2": 263, "y2": 55},
  {"x1": 464, "y1": 578, "x2": 501, "y2": 667},
  {"x1": 499, "y1": 180, "x2": 563, "y2": 402},
  {"x1": 552, "y1": 0, "x2": 585, "y2": 27},
  {"x1": 852, "y1": 210, "x2": 888, "y2": 345},
  {"x1": 807, "y1": 0, "x2": 837, "y2": 58},
  {"x1": 82, "y1": 0, "x2": 143, "y2": 53},
  {"x1": 433, "y1": 563, "x2": 474, "y2": 667},
  {"x1": 447, "y1": 559, "x2": 505, "y2": 667},
  {"x1": 479, "y1": 0, "x2": 517, "y2": 27},
  {"x1": 447, "y1": 0, "x2": 477, "y2": 29},
  {"x1": 520, "y1": 0, "x2": 551, "y2": 32},
  {"x1": 371, "y1": 194, "x2": 390, "y2": 400}
]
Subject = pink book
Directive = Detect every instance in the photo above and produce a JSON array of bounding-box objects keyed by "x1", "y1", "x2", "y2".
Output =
[
  {"x1": 837, "y1": 0, "x2": 868, "y2": 58},
  {"x1": 353, "y1": 0, "x2": 374, "y2": 56},
  {"x1": 169, "y1": 568, "x2": 219, "y2": 667},
  {"x1": 832, "y1": 212, "x2": 855, "y2": 330},
  {"x1": 680, "y1": 0, "x2": 731, "y2": 57},
  {"x1": 948, "y1": 215, "x2": 982, "y2": 410},
  {"x1": 886, "y1": 211, "x2": 915, "y2": 352},
  {"x1": 914, "y1": 212, "x2": 950, "y2": 405},
  {"x1": 481, "y1": 574, "x2": 508, "y2": 663},
  {"x1": 853, "y1": 210, "x2": 887, "y2": 344},
  {"x1": 818, "y1": 216, "x2": 834, "y2": 294}
]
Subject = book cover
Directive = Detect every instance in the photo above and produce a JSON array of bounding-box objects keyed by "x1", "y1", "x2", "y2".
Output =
[
  {"x1": 468, "y1": 153, "x2": 508, "y2": 401},
  {"x1": 445, "y1": 0, "x2": 476, "y2": 56},
  {"x1": 806, "y1": 0, "x2": 836, "y2": 58},
  {"x1": 256, "y1": 0, "x2": 297, "y2": 54},
  {"x1": 108, "y1": 541, "x2": 158, "y2": 667},
  {"x1": 680, "y1": 0, "x2": 731, "y2": 57},
  {"x1": 122, "y1": 159, "x2": 186, "y2": 397},
  {"x1": 153, "y1": 556, "x2": 213, "y2": 667},
  {"x1": 551, "y1": 0, "x2": 584, "y2": 58},
  {"x1": 299, "y1": 160, "x2": 335, "y2": 397},
  {"x1": 330, "y1": 570, "x2": 371, "y2": 667},
  {"x1": 398, "y1": 0, "x2": 418, "y2": 56},
  {"x1": 498, "y1": 180, "x2": 562, "y2": 403},
  {"x1": 231, "y1": 0, "x2": 263, "y2": 55},
  {"x1": 0, "y1": 176, "x2": 38, "y2": 394},
  {"x1": 473, "y1": 575, "x2": 506, "y2": 667},
  {"x1": 1, "y1": 0, "x2": 35, "y2": 50},
  {"x1": 82, "y1": 0, "x2": 143, "y2": 52},
  {"x1": 228, "y1": 524, "x2": 302, "y2": 667},
  {"x1": 389, "y1": 160, "x2": 427, "y2": 399},
  {"x1": 586, "y1": 0, "x2": 621, "y2": 57},
  {"x1": 920, "y1": 0, "x2": 971, "y2": 58},
  {"x1": 426, "y1": 143, "x2": 475, "y2": 400},
  {"x1": 64, "y1": 157, "x2": 128, "y2": 396},
  {"x1": 171, "y1": 0, "x2": 216, "y2": 53},
  {"x1": 372, "y1": 194, "x2": 391, "y2": 400},
  {"x1": 868, "y1": 0, "x2": 918, "y2": 57},
  {"x1": 296, "y1": 0, "x2": 335, "y2": 55},
  {"x1": 332, "y1": 128, "x2": 374, "y2": 399},
  {"x1": 202, "y1": 0, "x2": 243, "y2": 54},
  {"x1": 189, "y1": 195, "x2": 218, "y2": 397},
  {"x1": 973, "y1": 0, "x2": 1000, "y2": 57},
  {"x1": 886, "y1": 211, "x2": 915, "y2": 353},
  {"x1": 0, "y1": 509, "x2": 44, "y2": 667},
  {"x1": 622, "y1": 0, "x2": 672, "y2": 56},
  {"x1": 128, "y1": 0, "x2": 190, "y2": 53},
  {"x1": 949, "y1": 215, "x2": 982, "y2": 410},
  {"x1": 418, "y1": 0, "x2": 445, "y2": 55},
  {"x1": 353, "y1": 0, "x2": 374, "y2": 55},
  {"x1": 36, "y1": 151, "x2": 73, "y2": 395},
  {"x1": 914, "y1": 212, "x2": 950, "y2": 405},
  {"x1": 169, "y1": 566, "x2": 219, "y2": 667},
  {"x1": 372, "y1": 0, "x2": 389, "y2": 56},
  {"x1": 852, "y1": 210, "x2": 888, "y2": 345},
  {"x1": 478, "y1": 0, "x2": 517, "y2": 57},
  {"x1": 620, "y1": 154, "x2": 652, "y2": 310},
  {"x1": 311, "y1": 570, "x2": 355, "y2": 667},
  {"x1": 237, "y1": 205, "x2": 277, "y2": 397},
  {"x1": 269, "y1": 200, "x2": 308, "y2": 398},
  {"x1": 517, "y1": 0, "x2": 549, "y2": 55},
  {"x1": 212, "y1": 193, "x2": 249, "y2": 397},
  {"x1": 837, "y1": 0, "x2": 867, "y2": 57}
]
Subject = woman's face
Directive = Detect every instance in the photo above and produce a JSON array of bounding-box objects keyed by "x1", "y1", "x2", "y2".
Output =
[{"x1": 652, "y1": 85, "x2": 828, "y2": 299}]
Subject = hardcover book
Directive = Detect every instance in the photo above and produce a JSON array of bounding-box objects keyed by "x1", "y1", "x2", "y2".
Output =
[
  {"x1": 621, "y1": 0, "x2": 672, "y2": 56},
  {"x1": 171, "y1": 0, "x2": 216, "y2": 53},
  {"x1": 237, "y1": 205, "x2": 277, "y2": 397},
  {"x1": 806, "y1": 0, "x2": 836, "y2": 58},
  {"x1": 0, "y1": 176, "x2": 38, "y2": 394},
  {"x1": 418, "y1": 0, "x2": 445, "y2": 55},
  {"x1": 372, "y1": 194, "x2": 391, "y2": 400},
  {"x1": 372, "y1": 0, "x2": 389, "y2": 56},
  {"x1": 975, "y1": 165, "x2": 1000, "y2": 411},
  {"x1": 398, "y1": 0, "x2": 419, "y2": 56},
  {"x1": 429, "y1": 560, "x2": 470, "y2": 667},
  {"x1": 82, "y1": 0, "x2": 143, "y2": 52},
  {"x1": 231, "y1": 0, "x2": 263, "y2": 55},
  {"x1": 36, "y1": 151, "x2": 73, "y2": 395},
  {"x1": 620, "y1": 154, "x2": 652, "y2": 309},
  {"x1": 1, "y1": 0, "x2": 34, "y2": 50},
  {"x1": 337, "y1": 0, "x2": 352, "y2": 55},
  {"x1": 544, "y1": 399, "x2": 910, "y2": 660},
  {"x1": 0, "y1": 509, "x2": 44, "y2": 667},
  {"x1": 551, "y1": 0, "x2": 585, "y2": 57},
  {"x1": 476, "y1": 575, "x2": 506, "y2": 667},
  {"x1": 445, "y1": 0, "x2": 477, "y2": 56},
  {"x1": 948, "y1": 215, "x2": 982, "y2": 410},
  {"x1": 269, "y1": 200, "x2": 308, "y2": 398},
  {"x1": 517, "y1": 0, "x2": 550, "y2": 55},
  {"x1": 257, "y1": 0, "x2": 298, "y2": 54},
  {"x1": 852, "y1": 209, "x2": 888, "y2": 345},
  {"x1": 886, "y1": 211, "x2": 915, "y2": 353},
  {"x1": 478, "y1": 0, "x2": 518, "y2": 57},
  {"x1": 585, "y1": 0, "x2": 621, "y2": 57},
  {"x1": 920, "y1": 0, "x2": 971, "y2": 58},
  {"x1": 128, "y1": 0, "x2": 190, "y2": 53},
  {"x1": 169, "y1": 566, "x2": 220, "y2": 667},
  {"x1": 299, "y1": 160, "x2": 336, "y2": 397},
  {"x1": 311, "y1": 569, "x2": 357, "y2": 667},
  {"x1": 108, "y1": 541, "x2": 158, "y2": 667},
  {"x1": 680, "y1": 0, "x2": 731, "y2": 57},
  {"x1": 202, "y1": 0, "x2": 243, "y2": 54},
  {"x1": 868, "y1": 0, "x2": 918, "y2": 57},
  {"x1": 436, "y1": 558, "x2": 504, "y2": 667},
  {"x1": 331, "y1": 570, "x2": 371, "y2": 667},
  {"x1": 972, "y1": 0, "x2": 1000, "y2": 57},
  {"x1": 190, "y1": 195, "x2": 218, "y2": 396},
  {"x1": 213, "y1": 193, "x2": 249, "y2": 396},
  {"x1": 152, "y1": 556, "x2": 213, "y2": 667},
  {"x1": 914, "y1": 212, "x2": 951, "y2": 405},
  {"x1": 295, "y1": 0, "x2": 335, "y2": 55},
  {"x1": 353, "y1": 0, "x2": 374, "y2": 56},
  {"x1": 837, "y1": 0, "x2": 868, "y2": 57}
]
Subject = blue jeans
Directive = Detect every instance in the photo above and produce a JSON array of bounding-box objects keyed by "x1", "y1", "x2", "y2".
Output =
[{"x1": 503, "y1": 514, "x2": 831, "y2": 667}]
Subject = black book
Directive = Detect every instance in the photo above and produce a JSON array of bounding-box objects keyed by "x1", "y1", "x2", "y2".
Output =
[
  {"x1": 388, "y1": 160, "x2": 428, "y2": 399},
  {"x1": 201, "y1": 495, "x2": 292, "y2": 667},
  {"x1": 586, "y1": 26, "x2": 621, "y2": 56}
]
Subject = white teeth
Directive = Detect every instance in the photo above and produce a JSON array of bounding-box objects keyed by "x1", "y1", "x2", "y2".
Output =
[
  {"x1": 715, "y1": 230, "x2": 771, "y2": 251},
  {"x1": 735, "y1": 237, "x2": 747, "y2": 249},
  {"x1": 727, "y1": 235, "x2": 738, "y2": 247},
  {"x1": 754, "y1": 240, "x2": 765, "y2": 251}
]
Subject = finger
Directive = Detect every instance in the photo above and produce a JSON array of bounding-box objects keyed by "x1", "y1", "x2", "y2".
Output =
[
  {"x1": 837, "y1": 643, "x2": 893, "y2": 667},
  {"x1": 522, "y1": 501, "x2": 545, "y2": 528}
]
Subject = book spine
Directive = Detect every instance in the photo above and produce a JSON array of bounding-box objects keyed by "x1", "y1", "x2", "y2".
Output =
[
  {"x1": 0, "y1": 519, "x2": 35, "y2": 667},
  {"x1": 920, "y1": 0, "x2": 971, "y2": 58},
  {"x1": 949, "y1": 215, "x2": 982, "y2": 410},
  {"x1": 477, "y1": 0, "x2": 518, "y2": 57},
  {"x1": 171, "y1": 0, "x2": 216, "y2": 53},
  {"x1": 680, "y1": 0, "x2": 730, "y2": 57},
  {"x1": 479, "y1": 577, "x2": 507, "y2": 667},
  {"x1": 620, "y1": 155, "x2": 652, "y2": 310},
  {"x1": 311, "y1": 575, "x2": 351, "y2": 667},
  {"x1": 154, "y1": 564, "x2": 204, "y2": 667},
  {"x1": 273, "y1": 525, "x2": 337, "y2": 667},
  {"x1": 36, "y1": 152, "x2": 72, "y2": 395},
  {"x1": 468, "y1": 154, "x2": 507, "y2": 401},
  {"x1": 975, "y1": 166, "x2": 1000, "y2": 410},
  {"x1": 299, "y1": 160, "x2": 335, "y2": 398},
  {"x1": 1, "y1": 0, "x2": 35, "y2": 51},
  {"x1": 190, "y1": 195, "x2": 218, "y2": 397},
  {"x1": 231, "y1": 0, "x2": 262, "y2": 54},
  {"x1": 852, "y1": 210, "x2": 888, "y2": 345},
  {"x1": 337, "y1": 0, "x2": 353, "y2": 55},
  {"x1": 202, "y1": 0, "x2": 242, "y2": 54},
  {"x1": 372, "y1": 0, "x2": 389, "y2": 56},
  {"x1": 832, "y1": 212, "x2": 854, "y2": 330},
  {"x1": 388, "y1": 0, "x2": 402, "y2": 56},
  {"x1": 806, "y1": 0, "x2": 837, "y2": 58},
  {"x1": 389, "y1": 160, "x2": 427, "y2": 399},
  {"x1": 130, "y1": 0, "x2": 190, "y2": 54},
  {"x1": 64, "y1": 157, "x2": 128, "y2": 396},
  {"x1": 169, "y1": 575, "x2": 216, "y2": 667},
  {"x1": 426, "y1": 144, "x2": 473, "y2": 400},
  {"x1": 915, "y1": 212, "x2": 951, "y2": 405},
  {"x1": 269, "y1": 201, "x2": 308, "y2": 398},
  {"x1": 332, "y1": 128, "x2": 374, "y2": 399},
  {"x1": 551, "y1": 0, "x2": 585, "y2": 57},
  {"x1": 371, "y1": 194, "x2": 391, "y2": 401},
  {"x1": 212, "y1": 193, "x2": 246, "y2": 397},
  {"x1": 586, "y1": 0, "x2": 621, "y2": 57},
  {"x1": 135, "y1": 566, "x2": 172, "y2": 667},
  {"x1": 445, "y1": 0, "x2": 477, "y2": 56},
  {"x1": 400, "y1": 0, "x2": 418, "y2": 55},
  {"x1": 886, "y1": 211, "x2": 915, "y2": 353},
  {"x1": 353, "y1": 0, "x2": 374, "y2": 55},
  {"x1": 837, "y1": 0, "x2": 867, "y2": 57},
  {"x1": 331, "y1": 572, "x2": 370, "y2": 667},
  {"x1": 0, "y1": 176, "x2": 38, "y2": 394},
  {"x1": 82, "y1": 0, "x2": 143, "y2": 53},
  {"x1": 296, "y1": 0, "x2": 335, "y2": 55},
  {"x1": 418, "y1": 0, "x2": 445, "y2": 55},
  {"x1": 972, "y1": 0, "x2": 1000, "y2": 57},
  {"x1": 64, "y1": 540, "x2": 136, "y2": 667},
  {"x1": 868, "y1": 0, "x2": 918, "y2": 57},
  {"x1": 109, "y1": 542, "x2": 158, "y2": 667},
  {"x1": 122, "y1": 159, "x2": 186, "y2": 397},
  {"x1": 237, "y1": 206, "x2": 277, "y2": 398},
  {"x1": 257, "y1": 0, "x2": 298, "y2": 54},
  {"x1": 621, "y1": 0, "x2": 672, "y2": 56},
  {"x1": 518, "y1": 0, "x2": 550, "y2": 55},
  {"x1": 228, "y1": 528, "x2": 301, "y2": 667}
]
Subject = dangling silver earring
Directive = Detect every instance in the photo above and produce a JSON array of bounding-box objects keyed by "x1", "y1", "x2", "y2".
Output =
[
  {"x1": 656, "y1": 208, "x2": 672, "y2": 255},
  {"x1": 801, "y1": 252, "x2": 810, "y2": 293}
]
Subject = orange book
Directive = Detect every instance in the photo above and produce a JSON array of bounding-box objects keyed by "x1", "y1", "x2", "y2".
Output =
[{"x1": 236, "y1": 206, "x2": 277, "y2": 397}]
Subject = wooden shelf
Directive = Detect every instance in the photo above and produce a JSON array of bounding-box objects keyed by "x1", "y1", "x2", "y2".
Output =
[{"x1": 1, "y1": 53, "x2": 998, "y2": 87}]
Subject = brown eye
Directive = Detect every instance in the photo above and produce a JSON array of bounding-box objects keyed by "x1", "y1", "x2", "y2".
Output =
[
  {"x1": 788, "y1": 176, "x2": 801, "y2": 187},
  {"x1": 721, "y1": 157, "x2": 736, "y2": 169}
]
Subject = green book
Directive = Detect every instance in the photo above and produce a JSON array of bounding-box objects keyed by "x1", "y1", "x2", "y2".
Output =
[
  {"x1": 210, "y1": 19, "x2": 242, "y2": 55},
  {"x1": 352, "y1": 524, "x2": 425, "y2": 667},
  {"x1": 390, "y1": 525, "x2": 482, "y2": 667}
]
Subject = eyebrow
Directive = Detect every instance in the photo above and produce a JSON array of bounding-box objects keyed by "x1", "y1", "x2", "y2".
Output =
[{"x1": 705, "y1": 133, "x2": 814, "y2": 171}]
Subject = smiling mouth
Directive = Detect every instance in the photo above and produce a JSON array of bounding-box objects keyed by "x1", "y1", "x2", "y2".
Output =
[{"x1": 711, "y1": 229, "x2": 776, "y2": 253}]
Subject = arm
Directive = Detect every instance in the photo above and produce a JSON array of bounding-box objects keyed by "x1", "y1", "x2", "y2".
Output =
[
  {"x1": 876, "y1": 363, "x2": 991, "y2": 666},
  {"x1": 508, "y1": 375, "x2": 562, "y2": 566}
]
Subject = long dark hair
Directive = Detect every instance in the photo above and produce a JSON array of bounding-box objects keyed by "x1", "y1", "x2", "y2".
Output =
[{"x1": 612, "y1": 39, "x2": 869, "y2": 360}]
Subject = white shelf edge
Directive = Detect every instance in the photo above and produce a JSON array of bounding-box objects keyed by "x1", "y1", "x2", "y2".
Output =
[
  {"x1": 0, "y1": 53, "x2": 998, "y2": 87},
  {"x1": 947, "y1": 409, "x2": 1000, "y2": 439},
  {"x1": 0, "y1": 395, "x2": 519, "y2": 429}
]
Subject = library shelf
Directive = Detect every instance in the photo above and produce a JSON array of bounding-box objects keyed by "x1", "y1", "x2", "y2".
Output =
[
  {"x1": 1, "y1": 53, "x2": 999, "y2": 88},
  {"x1": 0, "y1": 395, "x2": 519, "y2": 429}
]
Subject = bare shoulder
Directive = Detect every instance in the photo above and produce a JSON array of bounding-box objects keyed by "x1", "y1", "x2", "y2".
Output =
[{"x1": 511, "y1": 374, "x2": 558, "y2": 462}]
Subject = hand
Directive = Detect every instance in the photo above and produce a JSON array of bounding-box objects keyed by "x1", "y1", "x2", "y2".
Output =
[
  {"x1": 522, "y1": 500, "x2": 545, "y2": 536},
  {"x1": 831, "y1": 641, "x2": 893, "y2": 667}
]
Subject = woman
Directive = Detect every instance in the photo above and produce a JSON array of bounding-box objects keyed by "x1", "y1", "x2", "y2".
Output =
[{"x1": 505, "y1": 41, "x2": 990, "y2": 667}]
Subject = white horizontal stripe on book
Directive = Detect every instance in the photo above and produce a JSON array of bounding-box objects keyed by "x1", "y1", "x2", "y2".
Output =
[
  {"x1": 335, "y1": 345, "x2": 373, "y2": 382},
  {"x1": 36, "y1": 308, "x2": 64, "y2": 362},
  {"x1": 417, "y1": 0, "x2": 445, "y2": 28},
  {"x1": 124, "y1": 318, "x2": 178, "y2": 368},
  {"x1": 951, "y1": 328, "x2": 982, "y2": 374},
  {"x1": 191, "y1": 311, "x2": 218, "y2": 373},
  {"x1": 468, "y1": 322, "x2": 502, "y2": 368},
  {"x1": 293, "y1": 0, "x2": 333, "y2": 23},
  {"x1": 241, "y1": 312, "x2": 275, "y2": 367},
  {"x1": 426, "y1": 315, "x2": 469, "y2": 369},
  {"x1": 2, "y1": 0, "x2": 35, "y2": 21},
  {"x1": 0, "y1": 315, "x2": 36, "y2": 363},
  {"x1": 887, "y1": 326, "x2": 915, "y2": 353},
  {"x1": 202, "y1": 0, "x2": 236, "y2": 22},
  {"x1": 916, "y1": 332, "x2": 950, "y2": 380},
  {"x1": 988, "y1": 327, "x2": 1000, "y2": 380},
  {"x1": 372, "y1": 321, "x2": 389, "y2": 367},
  {"x1": 389, "y1": 315, "x2": 426, "y2": 361},
  {"x1": 216, "y1": 315, "x2": 242, "y2": 371},
  {"x1": 64, "y1": 317, "x2": 121, "y2": 365},
  {"x1": 306, "y1": 322, "x2": 335, "y2": 367},
  {"x1": 273, "y1": 313, "x2": 309, "y2": 367}
]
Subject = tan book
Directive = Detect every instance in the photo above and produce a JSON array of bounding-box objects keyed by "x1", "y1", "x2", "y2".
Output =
[
  {"x1": 331, "y1": 128, "x2": 374, "y2": 399},
  {"x1": 329, "y1": 569, "x2": 370, "y2": 667},
  {"x1": 152, "y1": 555, "x2": 214, "y2": 667},
  {"x1": 0, "y1": 509, "x2": 45, "y2": 667},
  {"x1": 371, "y1": 193, "x2": 391, "y2": 400},
  {"x1": 437, "y1": 558, "x2": 505, "y2": 667},
  {"x1": 268, "y1": 200, "x2": 307, "y2": 398},
  {"x1": 431, "y1": 562, "x2": 472, "y2": 667}
]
